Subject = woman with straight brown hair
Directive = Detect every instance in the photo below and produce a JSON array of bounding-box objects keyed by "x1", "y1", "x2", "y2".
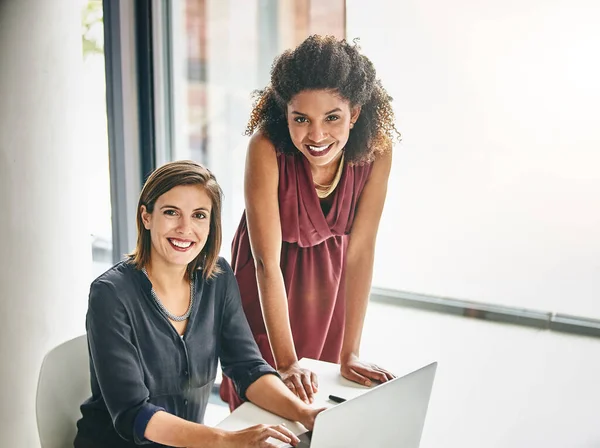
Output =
[{"x1": 74, "y1": 160, "x2": 322, "y2": 448}]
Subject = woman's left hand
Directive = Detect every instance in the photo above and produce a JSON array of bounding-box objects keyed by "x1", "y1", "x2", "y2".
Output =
[{"x1": 340, "y1": 354, "x2": 396, "y2": 387}]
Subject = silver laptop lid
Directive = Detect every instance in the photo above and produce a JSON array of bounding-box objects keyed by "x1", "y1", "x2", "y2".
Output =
[{"x1": 309, "y1": 362, "x2": 437, "y2": 448}]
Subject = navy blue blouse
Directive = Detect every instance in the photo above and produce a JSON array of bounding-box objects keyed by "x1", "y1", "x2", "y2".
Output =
[{"x1": 75, "y1": 258, "x2": 276, "y2": 447}]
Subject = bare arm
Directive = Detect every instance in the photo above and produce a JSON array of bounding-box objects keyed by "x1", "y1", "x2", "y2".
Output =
[
  {"x1": 244, "y1": 133, "x2": 317, "y2": 402},
  {"x1": 244, "y1": 132, "x2": 297, "y2": 369},
  {"x1": 340, "y1": 150, "x2": 396, "y2": 384},
  {"x1": 245, "y1": 374, "x2": 323, "y2": 430}
]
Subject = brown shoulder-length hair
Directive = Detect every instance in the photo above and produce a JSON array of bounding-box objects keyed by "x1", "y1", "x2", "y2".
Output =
[{"x1": 127, "y1": 160, "x2": 223, "y2": 280}]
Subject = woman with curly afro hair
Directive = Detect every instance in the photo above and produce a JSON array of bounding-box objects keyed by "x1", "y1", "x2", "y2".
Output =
[{"x1": 220, "y1": 35, "x2": 401, "y2": 410}]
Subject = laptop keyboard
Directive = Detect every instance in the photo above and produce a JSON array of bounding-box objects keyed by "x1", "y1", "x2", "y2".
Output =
[{"x1": 271, "y1": 431, "x2": 312, "y2": 447}]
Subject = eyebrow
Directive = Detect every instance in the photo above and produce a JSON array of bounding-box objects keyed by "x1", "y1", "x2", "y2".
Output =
[
  {"x1": 160, "y1": 205, "x2": 211, "y2": 212},
  {"x1": 290, "y1": 107, "x2": 342, "y2": 116}
]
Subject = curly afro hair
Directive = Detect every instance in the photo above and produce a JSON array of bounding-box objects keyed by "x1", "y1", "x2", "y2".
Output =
[{"x1": 246, "y1": 35, "x2": 401, "y2": 164}]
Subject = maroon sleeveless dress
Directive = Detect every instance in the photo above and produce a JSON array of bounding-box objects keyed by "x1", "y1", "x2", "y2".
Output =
[{"x1": 220, "y1": 152, "x2": 372, "y2": 410}]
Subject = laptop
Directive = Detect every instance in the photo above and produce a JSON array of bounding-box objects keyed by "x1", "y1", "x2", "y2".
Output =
[{"x1": 287, "y1": 362, "x2": 437, "y2": 448}]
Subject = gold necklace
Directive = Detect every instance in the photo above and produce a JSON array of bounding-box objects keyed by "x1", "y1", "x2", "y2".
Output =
[{"x1": 314, "y1": 153, "x2": 345, "y2": 199}]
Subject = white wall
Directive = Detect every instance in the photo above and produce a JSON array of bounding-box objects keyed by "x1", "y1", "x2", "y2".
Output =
[
  {"x1": 0, "y1": 0, "x2": 91, "y2": 446},
  {"x1": 347, "y1": 0, "x2": 600, "y2": 319}
]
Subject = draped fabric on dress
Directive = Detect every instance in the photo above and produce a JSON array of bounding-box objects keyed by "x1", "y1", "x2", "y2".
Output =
[{"x1": 220, "y1": 152, "x2": 372, "y2": 410}]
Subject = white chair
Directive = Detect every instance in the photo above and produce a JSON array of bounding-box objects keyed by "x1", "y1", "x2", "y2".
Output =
[{"x1": 36, "y1": 335, "x2": 90, "y2": 448}]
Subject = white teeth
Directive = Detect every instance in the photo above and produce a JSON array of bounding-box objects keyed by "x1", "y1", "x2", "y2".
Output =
[
  {"x1": 170, "y1": 239, "x2": 192, "y2": 248},
  {"x1": 308, "y1": 144, "x2": 331, "y2": 152}
]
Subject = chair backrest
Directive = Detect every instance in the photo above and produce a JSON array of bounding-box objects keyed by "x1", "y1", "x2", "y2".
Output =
[{"x1": 36, "y1": 335, "x2": 90, "y2": 448}]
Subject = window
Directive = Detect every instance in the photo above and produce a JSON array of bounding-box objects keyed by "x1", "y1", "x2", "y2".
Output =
[
  {"x1": 164, "y1": 0, "x2": 346, "y2": 250},
  {"x1": 82, "y1": 0, "x2": 113, "y2": 278},
  {"x1": 346, "y1": 0, "x2": 600, "y2": 320}
]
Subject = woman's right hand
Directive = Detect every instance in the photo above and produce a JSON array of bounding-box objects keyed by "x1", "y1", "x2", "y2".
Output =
[
  {"x1": 223, "y1": 423, "x2": 300, "y2": 447},
  {"x1": 277, "y1": 362, "x2": 318, "y2": 404}
]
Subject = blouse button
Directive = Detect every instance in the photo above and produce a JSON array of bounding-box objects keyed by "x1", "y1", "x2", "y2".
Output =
[{"x1": 183, "y1": 399, "x2": 188, "y2": 406}]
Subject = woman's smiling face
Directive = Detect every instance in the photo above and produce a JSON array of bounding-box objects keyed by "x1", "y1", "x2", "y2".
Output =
[
  {"x1": 286, "y1": 89, "x2": 361, "y2": 168},
  {"x1": 141, "y1": 184, "x2": 212, "y2": 269}
]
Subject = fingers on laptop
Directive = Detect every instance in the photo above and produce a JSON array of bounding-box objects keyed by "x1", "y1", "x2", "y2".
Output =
[
  {"x1": 237, "y1": 423, "x2": 299, "y2": 447},
  {"x1": 267, "y1": 423, "x2": 299, "y2": 447},
  {"x1": 260, "y1": 424, "x2": 300, "y2": 448}
]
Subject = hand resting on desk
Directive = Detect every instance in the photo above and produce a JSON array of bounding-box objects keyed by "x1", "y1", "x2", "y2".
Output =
[
  {"x1": 340, "y1": 353, "x2": 396, "y2": 387},
  {"x1": 278, "y1": 361, "x2": 319, "y2": 404}
]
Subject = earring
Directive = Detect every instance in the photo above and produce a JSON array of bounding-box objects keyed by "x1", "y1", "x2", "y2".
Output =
[{"x1": 350, "y1": 122, "x2": 355, "y2": 129}]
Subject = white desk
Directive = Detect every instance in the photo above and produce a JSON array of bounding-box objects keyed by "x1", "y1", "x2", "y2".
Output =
[{"x1": 216, "y1": 358, "x2": 374, "y2": 435}]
